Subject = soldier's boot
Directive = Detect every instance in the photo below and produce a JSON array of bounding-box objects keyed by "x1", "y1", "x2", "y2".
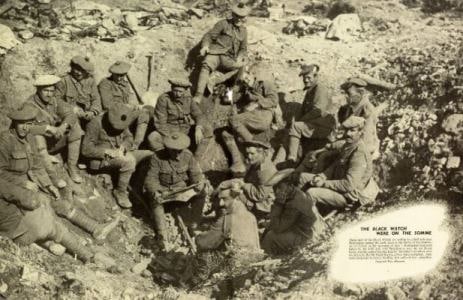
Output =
[
  {"x1": 152, "y1": 205, "x2": 168, "y2": 249},
  {"x1": 68, "y1": 209, "x2": 120, "y2": 240},
  {"x1": 113, "y1": 162, "x2": 136, "y2": 208},
  {"x1": 232, "y1": 123, "x2": 254, "y2": 142},
  {"x1": 67, "y1": 139, "x2": 83, "y2": 184},
  {"x1": 59, "y1": 229, "x2": 94, "y2": 262},
  {"x1": 287, "y1": 136, "x2": 301, "y2": 163},
  {"x1": 222, "y1": 131, "x2": 246, "y2": 176},
  {"x1": 42, "y1": 240, "x2": 66, "y2": 256},
  {"x1": 134, "y1": 122, "x2": 148, "y2": 149},
  {"x1": 193, "y1": 67, "x2": 210, "y2": 104}
]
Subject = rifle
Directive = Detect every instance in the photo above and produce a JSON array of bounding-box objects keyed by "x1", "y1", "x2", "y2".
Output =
[
  {"x1": 159, "y1": 182, "x2": 203, "y2": 204},
  {"x1": 177, "y1": 215, "x2": 197, "y2": 255},
  {"x1": 126, "y1": 74, "x2": 144, "y2": 105}
]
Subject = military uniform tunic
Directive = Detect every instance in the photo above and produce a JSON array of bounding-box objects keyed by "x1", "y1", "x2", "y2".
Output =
[
  {"x1": 242, "y1": 157, "x2": 277, "y2": 213},
  {"x1": 144, "y1": 149, "x2": 204, "y2": 198},
  {"x1": 56, "y1": 74, "x2": 102, "y2": 116},
  {"x1": 196, "y1": 200, "x2": 260, "y2": 251}
]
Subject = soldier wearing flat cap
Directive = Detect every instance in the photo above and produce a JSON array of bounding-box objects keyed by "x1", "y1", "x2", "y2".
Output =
[
  {"x1": 98, "y1": 61, "x2": 150, "y2": 149},
  {"x1": 193, "y1": 3, "x2": 251, "y2": 104},
  {"x1": 56, "y1": 56, "x2": 102, "y2": 121},
  {"x1": 286, "y1": 64, "x2": 336, "y2": 163},
  {"x1": 144, "y1": 132, "x2": 206, "y2": 248},
  {"x1": 261, "y1": 169, "x2": 326, "y2": 255},
  {"x1": 150, "y1": 77, "x2": 212, "y2": 154},
  {"x1": 82, "y1": 103, "x2": 153, "y2": 208},
  {"x1": 338, "y1": 77, "x2": 380, "y2": 156},
  {"x1": 226, "y1": 137, "x2": 277, "y2": 216},
  {"x1": 25, "y1": 74, "x2": 84, "y2": 183},
  {"x1": 292, "y1": 116, "x2": 379, "y2": 211},
  {"x1": 0, "y1": 106, "x2": 119, "y2": 244}
]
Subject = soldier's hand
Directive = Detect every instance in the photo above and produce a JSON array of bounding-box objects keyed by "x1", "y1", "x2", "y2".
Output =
[
  {"x1": 194, "y1": 181, "x2": 205, "y2": 192},
  {"x1": 199, "y1": 46, "x2": 209, "y2": 56},
  {"x1": 82, "y1": 111, "x2": 94, "y2": 120},
  {"x1": 45, "y1": 125, "x2": 59, "y2": 138},
  {"x1": 24, "y1": 181, "x2": 39, "y2": 192},
  {"x1": 311, "y1": 175, "x2": 326, "y2": 187},
  {"x1": 47, "y1": 185, "x2": 61, "y2": 200},
  {"x1": 195, "y1": 126, "x2": 204, "y2": 145},
  {"x1": 244, "y1": 102, "x2": 259, "y2": 112},
  {"x1": 55, "y1": 124, "x2": 70, "y2": 139}
]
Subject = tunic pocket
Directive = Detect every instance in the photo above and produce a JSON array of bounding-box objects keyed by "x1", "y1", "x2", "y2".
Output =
[{"x1": 10, "y1": 151, "x2": 29, "y2": 172}]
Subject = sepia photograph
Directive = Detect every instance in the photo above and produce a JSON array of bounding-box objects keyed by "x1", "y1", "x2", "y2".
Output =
[{"x1": 0, "y1": 0, "x2": 462, "y2": 298}]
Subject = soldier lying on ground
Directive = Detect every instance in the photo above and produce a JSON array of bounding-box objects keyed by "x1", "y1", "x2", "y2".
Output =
[
  {"x1": 56, "y1": 56, "x2": 102, "y2": 122},
  {"x1": 81, "y1": 103, "x2": 153, "y2": 208},
  {"x1": 144, "y1": 132, "x2": 208, "y2": 249},
  {"x1": 0, "y1": 175, "x2": 114, "y2": 266},
  {"x1": 221, "y1": 74, "x2": 279, "y2": 174},
  {"x1": 24, "y1": 75, "x2": 84, "y2": 183},
  {"x1": 292, "y1": 116, "x2": 379, "y2": 211},
  {"x1": 338, "y1": 77, "x2": 381, "y2": 157},
  {"x1": 149, "y1": 77, "x2": 212, "y2": 157},
  {"x1": 261, "y1": 169, "x2": 326, "y2": 255},
  {"x1": 0, "y1": 106, "x2": 119, "y2": 243},
  {"x1": 193, "y1": 3, "x2": 250, "y2": 104},
  {"x1": 98, "y1": 61, "x2": 150, "y2": 149},
  {"x1": 195, "y1": 182, "x2": 260, "y2": 251},
  {"x1": 286, "y1": 64, "x2": 336, "y2": 164}
]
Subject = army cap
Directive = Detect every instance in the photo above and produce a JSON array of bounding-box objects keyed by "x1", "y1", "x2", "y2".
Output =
[
  {"x1": 163, "y1": 132, "x2": 190, "y2": 150},
  {"x1": 34, "y1": 74, "x2": 61, "y2": 86},
  {"x1": 243, "y1": 138, "x2": 271, "y2": 150},
  {"x1": 71, "y1": 56, "x2": 94, "y2": 73},
  {"x1": 109, "y1": 61, "x2": 131, "y2": 75},
  {"x1": 299, "y1": 64, "x2": 320, "y2": 76},
  {"x1": 264, "y1": 168, "x2": 295, "y2": 186},
  {"x1": 8, "y1": 105, "x2": 38, "y2": 121},
  {"x1": 342, "y1": 116, "x2": 366, "y2": 129},
  {"x1": 168, "y1": 76, "x2": 192, "y2": 88},
  {"x1": 231, "y1": 3, "x2": 251, "y2": 17},
  {"x1": 108, "y1": 103, "x2": 133, "y2": 130},
  {"x1": 340, "y1": 77, "x2": 367, "y2": 91}
]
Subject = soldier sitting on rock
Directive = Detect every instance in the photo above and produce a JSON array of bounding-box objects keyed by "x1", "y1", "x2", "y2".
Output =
[
  {"x1": 56, "y1": 56, "x2": 102, "y2": 123},
  {"x1": 195, "y1": 182, "x2": 260, "y2": 252},
  {"x1": 222, "y1": 73, "x2": 279, "y2": 174},
  {"x1": 224, "y1": 138, "x2": 277, "y2": 217},
  {"x1": 292, "y1": 116, "x2": 379, "y2": 211},
  {"x1": 192, "y1": 3, "x2": 250, "y2": 104},
  {"x1": 286, "y1": 64, "x2": 336, "y2": 164},
  {"x1": 149, "y1": 77, "x2": 212, "y2": 157},
  {"x1": 261, "y1": 169, "x2": 326, "y2": 255},
  {"x1": 98, "y1": 61, "x2": 150, "y2": 149},
  {"x1": 0, "y1": 106, "x2": 119, "y2": 245},
  {"x1": 337, "y1": 77, "x2": 381, "y2": 157},
  {"x1": 144, "y1": 132, "x2": 208, "y2": 249},
  {"x1": 82, "y1": 103, "x2": 153, "y2": 209},
  {"x1": 24, "y1": 74, "x2": 84, "y2": 184}
]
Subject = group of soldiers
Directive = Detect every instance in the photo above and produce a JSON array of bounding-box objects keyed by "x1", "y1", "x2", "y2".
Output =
[{"x1": 0, "y1": 3, "x2": 381, "y2": 265}]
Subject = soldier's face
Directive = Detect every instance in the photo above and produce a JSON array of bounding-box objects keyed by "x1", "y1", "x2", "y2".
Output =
[
  {"x1": 231, "y1": 14, "x2": 246, "y2": 27},
  {"x1": 167, "y1": 148, "x2": 182, "y2": 159},
  {"x1": 71, "y1": 66, "x2": 87, "y2": 81},
  {"x1": 112, "y1": 73, "x2": 125, "y2": 83},
  {"x1": 172, "y1": 86, "x2": 187, "y2": 99},
  {"x1": 37, "y1": 86, "x2": 56, "y2": 103},
  {"x1": 245, "y1": 146, "x2": 265, "y2": 166},
  {"x1": 302, "y1": 72, "x2": 318, "y2": 88},
  {"x1": 345, "y1": 127, "x2": 362, "y2": 143},
  {"x1": 218, "y1": 190, "x2": 235, "y2": 212},
  {"x1": 346, "y1": 86, "x2": 363, "y2": 105},
  {"x1": 14, "y1": 121, "x2": 32, "y2": 138}
]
